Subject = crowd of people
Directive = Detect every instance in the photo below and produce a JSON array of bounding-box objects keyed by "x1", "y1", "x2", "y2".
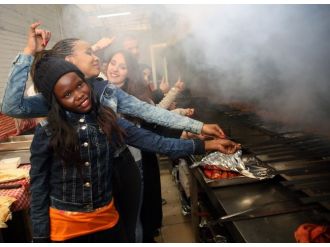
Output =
[{"x1": 0, "y1": 21, "x2": 241, "y2": 243}]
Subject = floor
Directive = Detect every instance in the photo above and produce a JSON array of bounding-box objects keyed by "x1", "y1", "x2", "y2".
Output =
[{"x1": 154, "y1": 157, "x2": 196, "y2": 243}]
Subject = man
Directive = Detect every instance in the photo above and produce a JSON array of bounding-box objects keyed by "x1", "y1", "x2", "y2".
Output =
[{"x1": 122, "y1": 34, "x2": 140, "y2": 60}]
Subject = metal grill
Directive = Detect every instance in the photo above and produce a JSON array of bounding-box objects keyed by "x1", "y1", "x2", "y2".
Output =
[{"x1": 196, "y1": 102, "x2": 330, "y2": 213}]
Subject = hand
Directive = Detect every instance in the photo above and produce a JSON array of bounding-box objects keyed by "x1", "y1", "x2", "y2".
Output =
[
  {"x1": 181, "y1": 131, "x2": 207, "y2": 140},
  {"x1": 148, "y1": 82, "x2": 156, "y2": 91},
  {"x1": 205, "y1": 138, "x2": 241, "y2": 154},
  {"x1": 174, "y1": 76, "x2": 185, "y2": 92},
  {"x1": 168, "y1": 102, "x2": 177, "y2": 110},
  {"x1": 159, "y1": 76, "x2": 170, "y2": 94},
  {"x1": 92, "y1": 37, "x2": 116, "y2": 52},
  {"x1": 201, "y1": 124, "x2": 226, "y2": 139},
  {"x1": 183, "y1": 108, "x2": 194, "y2": 117},
  {"x1": 23, "y1": 21, "x2": 51, "y2": 56}
]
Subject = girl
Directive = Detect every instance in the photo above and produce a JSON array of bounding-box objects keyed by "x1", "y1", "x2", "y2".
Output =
[
  {"x1": 105, "y1": 50, "x2": 200, "y2": 242},
  {"x1": 29, "y1": 56, "x2": 238, "y2": 242}
]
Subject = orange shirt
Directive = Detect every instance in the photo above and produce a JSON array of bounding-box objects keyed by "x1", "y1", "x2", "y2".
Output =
[{"x1": 49, "y1": 199, "x2": 119, "y2": 241}]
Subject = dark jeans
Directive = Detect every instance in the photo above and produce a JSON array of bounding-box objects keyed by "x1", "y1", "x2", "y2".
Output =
[{"x1": 112, "y1": 147, "x2": 143, "y2": 242}]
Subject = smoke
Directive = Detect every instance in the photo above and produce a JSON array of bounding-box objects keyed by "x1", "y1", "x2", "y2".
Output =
[
  {"x1": 155, "y1": 5, "x2": 330, "y2": 133},
  {"x1": 59, "y1": 5, "x2": 330, "y2": 134}
]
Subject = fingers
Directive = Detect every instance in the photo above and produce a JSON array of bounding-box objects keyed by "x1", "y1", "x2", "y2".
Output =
[
  {"x1": 45, "y1": 30, "x2": 51, "y2": 46},
  {"x1": 216, "y1": 125, "x2": 226, "y2": 138},
  {"x1": 35, "y1": 29, "x2": 51, "y2": 46},
  {"x1": 186, "y1": 108, "x2": 194, "y2": 116},
  {"x1": 29, "y1": 21, "x2": 41, "y2": 35},
  {"x1": 201, "y1": 124, "x2": 227, "y2": 139},
  {"x1": 219, "y1": 129, "x2": 226, "y2": 138},
  {"x1": 216, "y1": 139, "x2": 241, "y2": 154},
  {"x1": 175, "y1": 81, "x2": 185, "y2": 91},
  {"x1": 220, "y1": 144, "x2": 235, "y2": 154}
]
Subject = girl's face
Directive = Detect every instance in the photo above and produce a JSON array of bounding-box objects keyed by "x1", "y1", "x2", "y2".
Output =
[
  {"x1": 66, "y1": 41, "x2": 100, "y2": 79},
  {"x1": 54, "y1": 72, "x2": 92, "y2": 113},
  {"x1": 106, "y1": 52, "x2": 128, "y2": 87}
]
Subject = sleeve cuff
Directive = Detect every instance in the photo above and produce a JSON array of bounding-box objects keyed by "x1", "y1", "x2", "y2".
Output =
[
  {"x1": 188, "y1": 119, "x2": 203, "y2": 134},
  {"x1": 14, "y1": 53, "x2": 34, "y2": 65},
  {"x1": 193, "y1": 139, "x2": 205, "y2": 154}
]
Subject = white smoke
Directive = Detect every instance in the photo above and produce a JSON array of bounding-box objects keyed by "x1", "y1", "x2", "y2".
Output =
[
  {"x1": 59, "y1": 4, "x2": 330, "y2": 134},
  {"x1": 158, "y1": 5, "x2": 330, "y2": 133}
]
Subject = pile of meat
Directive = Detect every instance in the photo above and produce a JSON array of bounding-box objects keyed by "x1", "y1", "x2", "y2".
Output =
[{"x1": 201, "y1": 164, "x2": 240, "y2": 180}]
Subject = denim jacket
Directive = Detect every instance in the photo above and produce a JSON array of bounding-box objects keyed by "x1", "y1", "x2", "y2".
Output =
[
  {"x1": 30, "y1": 109, "x2": 204, "y2": 240},
  {"x1": 1, "y1": 54, "x2": 203, "y2": 134}
]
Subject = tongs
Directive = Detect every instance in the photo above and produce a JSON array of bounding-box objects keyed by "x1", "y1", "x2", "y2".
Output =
[{"x1": 212, "y1": 199, "x2": 317, "y2": 224}]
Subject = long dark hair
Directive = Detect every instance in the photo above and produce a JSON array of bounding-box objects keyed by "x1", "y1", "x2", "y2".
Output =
[
  {"x1": 107, "y1": 50, "x2": 152, "y2": 103},
  {"x1": 31, "y1": 49, "x2": 125, "y2": 166}
]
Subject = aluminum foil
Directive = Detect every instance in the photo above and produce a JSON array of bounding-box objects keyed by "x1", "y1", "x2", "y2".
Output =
[{"x1": 191, "y1": 150, "x2": 275, "y2": 180}]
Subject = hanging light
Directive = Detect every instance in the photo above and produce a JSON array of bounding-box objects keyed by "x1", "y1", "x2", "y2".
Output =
[{"x1": 97, "y1": 12, "x2": 131, "y2": 18}]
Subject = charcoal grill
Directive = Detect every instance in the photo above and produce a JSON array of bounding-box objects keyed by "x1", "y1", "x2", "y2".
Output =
[{"x1": 189, "y1": 100, "x2": 330, "y2": 242}]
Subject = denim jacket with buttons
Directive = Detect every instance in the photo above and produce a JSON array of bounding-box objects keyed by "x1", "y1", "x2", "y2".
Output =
[
  {"x1": 1, "y1": 54, "x2": 203, "y2": 134},
  {"x1": 30, "y1": 109, "x2": 205, "y2": 240}
]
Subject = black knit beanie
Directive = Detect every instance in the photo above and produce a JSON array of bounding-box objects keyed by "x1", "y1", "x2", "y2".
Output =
[{"x1": 33, "y1": 57, "x2": 85, "y2": 103}]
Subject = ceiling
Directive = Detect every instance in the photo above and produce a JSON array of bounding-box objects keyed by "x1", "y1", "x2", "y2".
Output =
[{"x1": 76, "y1": 4, "x2": 153, "y2": 33}]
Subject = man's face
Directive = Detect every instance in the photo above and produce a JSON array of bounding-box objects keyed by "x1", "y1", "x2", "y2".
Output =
[{"x1": 123, "y1": 38, "x2": 140, "y2": 60}]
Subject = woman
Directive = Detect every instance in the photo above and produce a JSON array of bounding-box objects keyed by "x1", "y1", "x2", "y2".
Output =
[{"x1": 105, "y1": 50, "x2": 200, "y2": 242}]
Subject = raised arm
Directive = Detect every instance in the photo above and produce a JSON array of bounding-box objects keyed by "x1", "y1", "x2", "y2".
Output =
[
  {"x1": 157, "y1": 87, "x2": 180, "y2": 109},
  {"x1": 157, "y1": 77, "x2": 185, "y2": 109},
  {"x1": 1, "y1": 22, "x2": 50, "y2": 118}
]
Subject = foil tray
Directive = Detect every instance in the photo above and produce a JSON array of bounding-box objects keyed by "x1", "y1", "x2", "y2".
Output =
[
  {"x1": 196, "y1": 167, "x2": 258, "y2": 187},
  {"x1": 193, "y1": 151, "x2": 275, "y2": 187}
]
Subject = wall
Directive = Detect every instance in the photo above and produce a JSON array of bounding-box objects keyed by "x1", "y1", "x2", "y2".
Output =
[{"x1": 0, "y1": 5, "x2": 64, "y2": 103}]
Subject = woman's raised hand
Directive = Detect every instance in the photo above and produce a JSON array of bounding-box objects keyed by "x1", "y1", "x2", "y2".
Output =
[
  {"x1": 174, "y1": 76, "x2": 185, "y2": 92},
  {"x1": 159, "y1": 76, "x2": 170, "y2": 94},
  {"x1": 23, "y1": 21, "x2": 51, "y2": 56},
  {"x1": 92, "y1": 37, "x2": 116, "y2": 52}
]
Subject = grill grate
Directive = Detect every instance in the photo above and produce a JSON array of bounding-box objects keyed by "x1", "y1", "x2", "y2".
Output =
[{"x1": 204, "y1": 103, "x2": 330, "y2": 211}]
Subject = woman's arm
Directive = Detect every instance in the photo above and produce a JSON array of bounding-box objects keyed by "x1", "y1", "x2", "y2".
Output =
[
  {"x1": 156, "y1": 87, "x2": 180, "y2": 109},
  {"x1": 157, "y1": 78, "x2": 185, "y2": 109},
  {"x1": 118, "y1": 118, "x2": 239, "y2": 157},
  {"x1": 100, "y1": 85, "x2": 225, "y2": 138},
  {"x1": 1, "y1": 22, "x2": 50, "y2": 118},
  {"x1": 100, "y1": 85, "x2": 203, "y2": 134},
  {"x1": 1, "y1": 54, "x2": 49, "y2": 118},
  {"x1": 117, "y1": 118, "x2": 204, "y2": 159},
  {"x1": 29, "y1": 124, "x2": 52, "y2": 242}
]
